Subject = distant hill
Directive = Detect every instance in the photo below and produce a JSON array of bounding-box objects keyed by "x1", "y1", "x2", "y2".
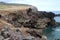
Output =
[
  {"x1": 52, "y1": 11, "x2": 60, "y2": 14},
  {"x1": 0, "y1": 2, "x2": 6, "y2": 4},
  {"x1": 0, "y1": 2, "x2": 37, "y2": 11},
  {"x1": 0, "y1": 2, "x2": 32, "y2": 6}
]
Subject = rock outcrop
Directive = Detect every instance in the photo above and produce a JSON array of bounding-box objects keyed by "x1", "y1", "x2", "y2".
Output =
[{"x1": 0, "y1": 7, "x2": 59, "y2": 40}]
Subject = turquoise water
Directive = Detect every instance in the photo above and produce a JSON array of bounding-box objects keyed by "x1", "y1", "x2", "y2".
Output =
[
  {"x1": 43, "y1": 26, "x2": 60, "y2": 40},
  {"x1": 46, "y1": 26, "x2": 60, "y2": 40},
  {"x1": 44, "y1": 11, "x2": 60, "y2": 40}
]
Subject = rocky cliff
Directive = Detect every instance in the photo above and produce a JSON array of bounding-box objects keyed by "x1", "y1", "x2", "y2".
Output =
[{"x1": 0, "y1": 7, "x2": 60, "y2": 40}]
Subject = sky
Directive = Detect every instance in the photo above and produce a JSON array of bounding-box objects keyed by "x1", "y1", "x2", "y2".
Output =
[{"x1": 0, "y1": 0, "x2": 60, "y2": 11}]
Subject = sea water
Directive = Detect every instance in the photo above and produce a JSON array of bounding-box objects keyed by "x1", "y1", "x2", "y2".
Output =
[
  {"x1": 44, "y1": 11, "x2": 60, "y2": 40},
  {"x1": 46, "y1": 26, "x2": 60, "y2": 40}
]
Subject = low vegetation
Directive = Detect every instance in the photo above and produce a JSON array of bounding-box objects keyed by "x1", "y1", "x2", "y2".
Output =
[{"x1": 0, "y1": 2, "x2": 35, "y2": 10}]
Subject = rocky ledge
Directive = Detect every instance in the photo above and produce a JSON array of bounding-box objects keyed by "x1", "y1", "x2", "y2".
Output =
[{"x1": 0, "y1": 8, "x2": 60, "y2": 40}]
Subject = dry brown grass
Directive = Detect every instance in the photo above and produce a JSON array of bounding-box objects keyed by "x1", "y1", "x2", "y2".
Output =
[
  {"x1": 0, "y1": 5, "x2": 31, "y2": 11},
  {"x1": 0, "y1": 19, "x2": 30, "y2": 36}
]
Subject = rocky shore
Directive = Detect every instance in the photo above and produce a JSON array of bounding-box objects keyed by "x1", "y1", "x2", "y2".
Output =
[{"x1": 0, "y1": 7, "x2": 60, "y2": 40}]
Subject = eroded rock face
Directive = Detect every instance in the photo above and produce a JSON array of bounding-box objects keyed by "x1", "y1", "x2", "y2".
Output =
[
  {"x1": 0, "y1": 8, "x2": 57, "y2": 40},
  {"x1": 0, "y1": 26, "x2": 23, "y2": 40},
  {"x1": 0, "y1": 8, "x2": 56, "y2": 28},
  {"x1": 0, "y1": 26, "x2": 47, "y2": 40}
]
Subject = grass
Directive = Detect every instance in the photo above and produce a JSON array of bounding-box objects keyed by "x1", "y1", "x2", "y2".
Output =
[
  {"x1": 0, "y1": 2, "x2": 32, "y2": 10},
  {"x1": 0, "y1": 5, "x2": 11, "y2": 9},
  {"x1": 0, "y1": 4, "x2": 32, "y2": 10},
  {"x1": 0, "y1": 5, "x2": 6, "y2": 9}
]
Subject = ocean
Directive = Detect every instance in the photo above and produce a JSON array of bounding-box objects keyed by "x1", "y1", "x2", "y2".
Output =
[
  {"x1": 44, "y1": 11, "x2": 60, "y2": 40},
  {"x1": 53, "y1": 11, "x2": 60, "y2": 22}
]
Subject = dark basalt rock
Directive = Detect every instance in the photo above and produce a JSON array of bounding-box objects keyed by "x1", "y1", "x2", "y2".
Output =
[
  {"x1": 0, "y1": 7, "x2": 60, "y2": 40},
  {"x1": 0, "y1": 26, "x2": 23, "y2": 40},
  {"x1": 0, "y1": 26, "x2": 47, "y2": 40},
  {"x1": 26, "y1": 29, "x2": 42, "y2": 38},
  {"x1": 37, "y1": 11, "x2": 55, "y2": 19},
  {"x1": 0, "y1": 8, "x2": 57, "y2": 28}
]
